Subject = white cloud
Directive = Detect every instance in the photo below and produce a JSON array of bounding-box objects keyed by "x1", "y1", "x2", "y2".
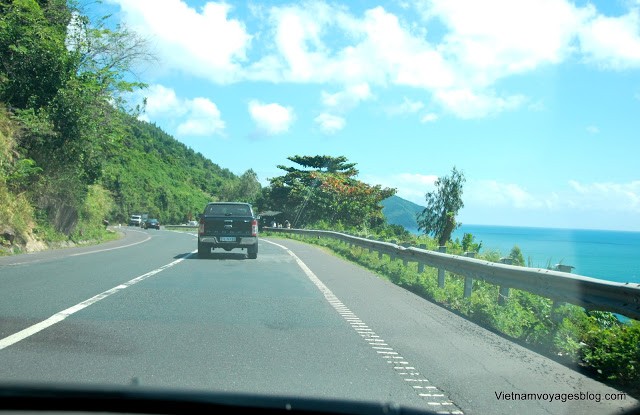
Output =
[
  {"x1": 466, "y1": 180, "x2": 543, "y2": 209},
  {"x1": 386, "y1": 97, "x2": 425, "y2": 115},
  {"x1": 465, "y1": 179, "x2": 640, "y2": 214},
  {"x1": 139, "y1": 84, "x2": 185, "y2": 120},
  {"x1": 420, "y1": 113, "x2": 438, "y2": 123},
  {"x1": 246, "y1": 3, "x2": 457, "y2": 89},
  {"x1": 567, "y1": 180, "x2": 640, "y2": 212},
  {"x1": 315, "y1": 113, "x2": 346, "y2": 134},
  {"x1": 248, "y1": 100, "x2": 295, "y2": 135},
  {"x1": 579, "y1": 9, "x2": 640, "y2": 69},
  {"x1": 110, "y1": 0, "x2": 251, "y2": 83},
  {"x1": 354, "y1": 7, "x2": 455, "y2": 89},
  {"x1": 435, "y1": 89, "x2": 526, "y2": 119},
  {"x1": 316, "y1": 83, "x2": 372, "y2": 132},
  {"x1": 321, "y1": 83, "x2": 373, "y2": 112},
  {"x1": 140, "y1": 84, "x2": 224, "y2": 136},
  {"x1": 416, "y1": 0, "x2": 589, "y2": 83},
  {"x1": 176, "y1": 97, "x2": 225, "y2": 136},
  {"x1": 114, "y1": 0, "x2": 640, "y2": 121},
  {"x1": 396, "y1": 173, "x2": 439, "y2": 187}
]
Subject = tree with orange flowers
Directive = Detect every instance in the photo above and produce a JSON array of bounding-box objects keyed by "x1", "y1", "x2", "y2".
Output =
[{"x1": 258, "y1": 155, "x2": 395, "y2": 229}]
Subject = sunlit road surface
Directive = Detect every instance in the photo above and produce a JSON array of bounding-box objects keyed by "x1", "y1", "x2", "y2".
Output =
[{"x1": 1, "y1": 228, "x2": 637, "y2": 415}]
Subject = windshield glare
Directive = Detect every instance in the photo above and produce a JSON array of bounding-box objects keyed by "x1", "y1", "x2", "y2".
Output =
[{"x1": 0, "y1": 1, "x2": 638, "y2": 415}]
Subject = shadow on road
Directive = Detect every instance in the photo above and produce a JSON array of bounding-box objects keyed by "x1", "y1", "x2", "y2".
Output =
[{"x1": 175, "y1": 252, "x2": 248, "y2": 260}]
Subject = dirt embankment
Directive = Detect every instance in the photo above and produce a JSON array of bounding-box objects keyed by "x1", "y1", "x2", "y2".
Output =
[{"x1": 0, "y1": 227, "x2": 121, "y2": 256}]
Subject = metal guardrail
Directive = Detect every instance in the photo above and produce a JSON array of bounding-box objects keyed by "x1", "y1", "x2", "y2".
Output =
[{"x1": 265, "y1": 227, "x2": 640, "y2": 321}]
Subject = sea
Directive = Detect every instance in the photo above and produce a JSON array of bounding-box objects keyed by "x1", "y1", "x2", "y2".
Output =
[{"x1": 425, "y1": 225, "x2": 640, "y2": 284}]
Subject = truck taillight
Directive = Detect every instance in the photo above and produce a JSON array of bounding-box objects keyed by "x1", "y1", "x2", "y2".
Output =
[
  {"x1": 198, "y1": 218, "x2": 204, "y2": 234},
  {"x1": 251, "y1": 219, "x2": 258, "y2": 236}
]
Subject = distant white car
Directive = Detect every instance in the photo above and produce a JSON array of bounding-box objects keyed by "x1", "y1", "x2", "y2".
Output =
[
  {"x1": 129, "y1": 215, "x2": 142, "y2": 226},
  {"x1": 188, "y1": 220, "x2": 198, "y2": 226}
]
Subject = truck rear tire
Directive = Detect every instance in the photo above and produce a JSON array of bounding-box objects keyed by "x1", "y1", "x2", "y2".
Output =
[
  {"x1": 198, "y1": 242, "x2": 210, "y2": 258},
  {"x1": 247, "y1": 244, "x2": 258, "y2": 259}
]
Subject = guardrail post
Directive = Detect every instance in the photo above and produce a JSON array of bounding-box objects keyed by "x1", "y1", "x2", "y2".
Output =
[
  {"x1": 554, "y1": 264, "x2": 574, "y2": 273},
  {"x1": 401, "y1": 243, "x2": 410, "y2": 266},
  {"x1": 498, "y1": 258, "x2": 512, "y2": 305},
  {"x1": 463, "y1": 252, "x2": 476, "y2": 298},
  {"x1": 437, "y1": 246, "x2": 446, "y2": 288},
  {"x1": 498, "y1": 286, "x2": 510, "y2": 305},
  {"x1": 390, "y1": 240, "x2": 397, "y2": 262},
  {"x1": 418, "y1": 244, "x2": 426, "y2": 273},
  {"x1": 550, "y1": 263, "x2": 574, "y2": 321}
]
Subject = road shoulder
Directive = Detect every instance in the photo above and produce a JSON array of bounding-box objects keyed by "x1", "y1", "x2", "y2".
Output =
[
  {"x1": 0, "y1": 227, "x2": 148, "y2": 266},
  {"x1": 264, "y1": 237, "x2": 639, "y2": 415}
]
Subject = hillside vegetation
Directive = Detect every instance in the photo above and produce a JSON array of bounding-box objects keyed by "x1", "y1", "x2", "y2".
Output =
[
  {"x1": 0, "y1": 0, "x2": 259, "y2": 253},
  {"x1": 101, "y1": 116, "x2": 257, "y2": 225},
  {"x1": 381, "y1": 195, "x2": 425, "y2": 232}
]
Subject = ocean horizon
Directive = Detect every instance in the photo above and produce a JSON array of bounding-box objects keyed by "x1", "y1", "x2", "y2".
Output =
[{"x1": 410, "y1": 224, "x2": 640, "y2": 284}]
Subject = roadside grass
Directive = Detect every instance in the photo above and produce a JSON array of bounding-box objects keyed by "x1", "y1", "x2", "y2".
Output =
[{"x1": 262, "y1": 230, "x2": 640, "y2": 395}]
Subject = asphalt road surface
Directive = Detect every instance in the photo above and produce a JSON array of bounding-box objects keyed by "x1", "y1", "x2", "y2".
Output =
[{"x1": 0, "y1": 227, "x2": 637, "y2": 415}]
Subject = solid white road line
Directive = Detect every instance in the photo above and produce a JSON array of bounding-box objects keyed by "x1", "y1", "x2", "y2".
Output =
[{"x1": 69, "y1": 235, "x2": 152, "y2": 257}]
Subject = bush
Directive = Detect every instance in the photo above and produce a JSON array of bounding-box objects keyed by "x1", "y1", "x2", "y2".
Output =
[
  {"x1": 582, "y1": 319, "x2": 640, "y2": 382},
  {"x1": 71, "y1": 184, "x2": 115, "y2": 242}
]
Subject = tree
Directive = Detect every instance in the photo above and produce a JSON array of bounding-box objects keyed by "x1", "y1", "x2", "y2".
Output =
[
  {"x1": 462, "y1": 232, "x2": 482, "y2": 253},
  {"x1": 509, "y1": 245, "x2": 525, "y2": 266},
  {"x1": 0, "y1": 0, "x2": 72, "y2": 109},
  {"x1": 260, "y1": 155, "x2": 395, "y2": 229},
  {"x1": 64, "y1": 6, "x2": 155, "y2": 112},
  {"x1": 1, "y1": 0, "x2": 154, "y2": 234},
  {"x1": 218, "y1": 169, "x2": 261, "y2": 203},
  {"x1": 417, "y1": 166, "x2": 465, "y2": 246}
]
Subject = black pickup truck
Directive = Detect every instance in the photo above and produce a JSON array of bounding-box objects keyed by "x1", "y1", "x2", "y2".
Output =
[{"x1": 197, "y1": 202, "x2": 259, "y2": 259}]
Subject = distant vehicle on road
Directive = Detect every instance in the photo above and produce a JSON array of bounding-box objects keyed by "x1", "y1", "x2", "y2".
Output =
[
  {"x1": 129, "y1": 215, "x2": 142, "y2": 226},
  {"x1": 143, "y1": 218, "x2": 160, "y2": 230},
  {"x1": 187, "y1": 220, "x2": 198, "y2": 226},
  {"x1": 198, "y1": 202, "x2": 258, "y2": 259}
]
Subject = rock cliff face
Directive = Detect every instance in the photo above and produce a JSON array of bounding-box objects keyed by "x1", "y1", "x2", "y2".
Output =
[{"x1": 0, "y1": 227, "x2": 44, "y2": 255}]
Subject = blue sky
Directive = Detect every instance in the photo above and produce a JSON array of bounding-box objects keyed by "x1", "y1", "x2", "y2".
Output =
[{"x1": 94, "y1": 0, "x2": 639, "y2": 231}]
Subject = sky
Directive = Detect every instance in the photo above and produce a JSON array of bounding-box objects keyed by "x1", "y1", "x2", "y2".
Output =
[{"x1": 92, "y1": 0, "x2": 639, "y2": 231}]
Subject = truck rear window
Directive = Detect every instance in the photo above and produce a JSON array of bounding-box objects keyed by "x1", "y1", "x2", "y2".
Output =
[{"x1": 205, "y1": 204, "x2": 251, "y2": 216}]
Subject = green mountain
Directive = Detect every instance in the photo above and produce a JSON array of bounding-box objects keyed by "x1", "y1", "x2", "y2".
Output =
[
  {"x1": 381, "y1": 195, "x2": 425, "y2": 233},
  {"x1": 101, "y1": 116, "x2": 237, "y2": 224}
]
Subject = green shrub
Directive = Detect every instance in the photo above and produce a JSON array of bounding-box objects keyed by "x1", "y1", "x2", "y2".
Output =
[
  {"x1": 71, "y1": 184, "x2": 115, "y2": 242},
  {"x1": 582, "y1": 320, "x2": 640, "y2": 382}
]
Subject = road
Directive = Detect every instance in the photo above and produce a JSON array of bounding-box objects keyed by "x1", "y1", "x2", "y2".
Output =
[{"x1": 0, "y1": 227, "x2": 637, "y2": 415}]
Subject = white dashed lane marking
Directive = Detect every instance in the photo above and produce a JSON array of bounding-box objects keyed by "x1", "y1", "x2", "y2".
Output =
[
  {"x1": 262, "y1": 239, "x2": 464, "y2": 415},
  {"x1": 0, "y1": 251, "x2": 197, "y2": 350}
]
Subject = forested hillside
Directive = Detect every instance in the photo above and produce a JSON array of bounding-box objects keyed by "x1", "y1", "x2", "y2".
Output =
[
  {"x1": 0, "y1": 0, "x2": 258, "y2": 251},
  {"x1": 381, "y1": 195, "x2": 425, "y2": 233},
  {"x1": 101, "y1": 116, "x2": 259, "y2": 225}
]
